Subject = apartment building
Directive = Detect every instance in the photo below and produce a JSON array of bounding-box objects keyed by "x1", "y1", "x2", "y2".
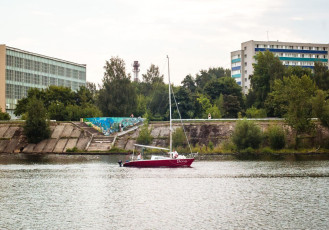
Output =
[{"x1": 231, "y1": 40, "x2": 329, "y2": 94}]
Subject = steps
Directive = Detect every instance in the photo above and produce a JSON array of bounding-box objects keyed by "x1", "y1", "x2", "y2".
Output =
[{"x1": 72, "y1": 122, "x2": 116, "y2": 152}]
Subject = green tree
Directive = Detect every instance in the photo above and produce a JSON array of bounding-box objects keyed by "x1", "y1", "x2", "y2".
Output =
[
  {"x1": 181, "y1": 74, "x2": 196, "y2": 93},
  {"x1": 97, "y1": 57, "x2": 137, "y2": 116},
  {"x1": 142, "y1": 64, "x2": 164, "y2": 84},
  {"x1": 24, "y1": 96, "x2": 50, "y2": 143},
  {"x1": 312, "y1": 90, "x2": 329, "y2": 129},
  {"x1": 195, "y1": 67, "x2": 230, "y2": 91},
  {"x1": 250, "y1": 50, "x2": 285, "y2": 108},
  {"x1": 172, "y1": 127, "x2": 187, "y2": 148},
  {"x1": 313, "y1": 62, "x2": 329, "y2": 90},
  {"x1": 285, "y1": 66, "x2": 312, "y2": 78},
  {"x1": 268, "y1": 75, "x2": 317, "y2": 148},
  {"x1": 137, "y1": 122, "x2": 153, "y2": 145},
  {"x1": 246, "y1": 106, "x2": 267, "y2": 118},
  {"x1": 266, "y1": 125, "x2": 286, "y2": 150},
  {"x1": 0, "y1": 107, "x2": 10, "y2": 120},
  {"x1": 232, "y1": 119, "x2": 262, "y2": 150},
  {"x1": 222, "y1": 94, "x2": 241, "y2": 118}
]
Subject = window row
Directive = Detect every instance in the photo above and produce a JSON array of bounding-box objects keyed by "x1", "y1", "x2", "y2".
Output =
[
  {"x1": 282, "y1": 61, "x2": 328, "y2": 66},
  {"x1": 6, "y1": 55, "x2": 86, "y2": 80},
  {"x1": 256, "y1": 44, "x2": 327, "y2": 51},
  {"x1": 273, "y1": 53, "x2": 327, "y2": 59},
  {"x1": 6, "y1": 70, "x2": 85, "y2": 89}
]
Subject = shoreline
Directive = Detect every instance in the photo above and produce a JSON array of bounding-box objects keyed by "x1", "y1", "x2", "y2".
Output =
[{"x1": 1, "y1": 151, "x2": 329, "y2": 161}]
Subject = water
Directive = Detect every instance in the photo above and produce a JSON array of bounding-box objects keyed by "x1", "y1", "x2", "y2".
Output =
[{"x1": 0, "y1": 155, "x2": 328, "y2": 230}]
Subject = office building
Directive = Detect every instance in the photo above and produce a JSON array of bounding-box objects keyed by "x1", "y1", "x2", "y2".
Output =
[
  {"x1": 231, "y1": 40, "x2": 329, "y2": 94},
  {"x1": 0, "y1": 45, "x2": 86, "y2": 117}
]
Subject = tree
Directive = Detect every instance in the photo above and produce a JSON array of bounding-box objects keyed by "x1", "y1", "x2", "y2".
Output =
[
  {"x1": 24, "y1": 96, "x2": 50, "y2": 143},
  {"x1": 268, "y1": 75, "x2": 317, "y2": 148},
  {"x1": 0, "y1": 107, "x2": 10, "y2": 120},
  {"x1": 136, "y1": 122, "x2": 153, "y2": 145},
  {"x1": 285, "y1": 66, "x2": 312, "y2": 78},
  {"x1": 232, "y1": 119, "x2": 262, "y2": 150},
  {"x1": 313, "y1": 62, "x2": 329, "y2": 90},
  {"x1": 204, "y1": 77, "x2": 243, "y2": 105},
  {"x1": 312, "y1": 90, "x2": 329, "y2": 129},
  {"x1": 175, "y1": 87, "x2": 195, "y2": 119},
  {"x1": 97, "y1": 57, "x2": 137, "y2": 116},
  {"x1": 266, "y1": 125, "x2": 286, "y2": 150},
  {"x1": 195, "y1": 67, "x2": 230, "y2": 91},
  {"x1": 222, "y1": 95, "x2": 241, "y2": 118},
  {"x1": 181, "y1": 74, "x2": 196, "y2": 93},
  {"x1": 142, "y1": 64, "x2": 164, "y2": 84},
  {"x1": 246, "y1": 106, "x2": 267, "y2": 118},
  {"x1": 250, "y1": 50, "x2": 285, "y2": 108}
]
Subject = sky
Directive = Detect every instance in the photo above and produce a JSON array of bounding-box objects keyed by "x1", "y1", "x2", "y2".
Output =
[{"x1": 1, "y1": 0, "x2": 329, "y2": 86}]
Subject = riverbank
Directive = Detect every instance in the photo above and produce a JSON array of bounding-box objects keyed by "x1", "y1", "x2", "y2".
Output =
[{"x1": 1, "y1": 151, "x2": 329, "y2": 162}]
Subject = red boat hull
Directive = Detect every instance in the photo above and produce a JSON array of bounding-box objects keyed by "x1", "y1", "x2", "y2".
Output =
[{"x1": 123, "y1": 158, "x2": 194, "y2": 167}]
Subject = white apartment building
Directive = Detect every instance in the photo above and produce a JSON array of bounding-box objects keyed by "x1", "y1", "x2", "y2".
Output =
[{"x1": 231, "y1": 40, "x2": 329, "y2": 94}]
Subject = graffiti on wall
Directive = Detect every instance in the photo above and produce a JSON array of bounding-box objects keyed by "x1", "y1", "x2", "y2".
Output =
[{"x1": 83, "y1": 117, "x2": 144, "y2": 136}]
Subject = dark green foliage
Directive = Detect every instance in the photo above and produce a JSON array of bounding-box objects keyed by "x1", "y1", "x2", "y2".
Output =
[
  {"x1": 222, "y1": 94, "x2": 241, "y2": 118},
  {"x1": 232, "y1": 119, "x2": 262, "y2": 150},
  {"x1": 24, "y1": 97, "x2": 50, "y2": 143},
  {"x1": 172, "y1": 127, "x2": 187, "y2": 148},
  {"x1": 195, "y1": 67, "x2": 231, "y2": 90},
  {"x1": 266, "y1": 125, "x2": 286, "y2": 150},
  {"x1": 181, "y1": 75, "x2": 196, "y2": 93},
  {"x1": 142, "y1": 64, "x2": 164, "y2": 84},
  {"x1": 137, "y1": 123, "x2": 153, "y2": 145},
  {"x1": 312, "y1": 90, "x2": 329, "y2": 129},
  {"x1": 97, "y1": 57, "x2": 137, "y2": 117},
  {"x1": 268, "y1": 75, "x2": 317, "y2": 148},
  {"x1": 285, "y1": 66, "x2": 312, "y2": 78},
  {"x1": 0, "y1": 108, "x2": 10, "y2": 120},
  {"x1": 250, "y1": 50, "x2": 285, "y2": 108},
  {"x1": 14, "y1": 85, "x2": 100, "y2": 121},
  {"x1": 313, "y1": 62, "x2": 329, "y2": 90}
]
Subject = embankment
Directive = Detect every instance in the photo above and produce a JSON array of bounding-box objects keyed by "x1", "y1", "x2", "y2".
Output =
[{"x1": 1, "y1": 121, "x2": 329, "y2": 156}]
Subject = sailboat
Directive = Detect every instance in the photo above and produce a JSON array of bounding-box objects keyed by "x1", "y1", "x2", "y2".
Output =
[{"x1": 123, "y1": 56, "x2": 196, "y2": 167}]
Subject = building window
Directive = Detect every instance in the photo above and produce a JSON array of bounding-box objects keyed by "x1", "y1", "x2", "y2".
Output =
[
  {"x1": 245, "y1": 78, "x2": 247, "y2": 82},
  {"x1": 244, "y1": 54, "x2": 247, "y2": 58},
  {"x1": 245, "y1": 70, "x2": 247, "y2": 74},
  {"x1": 244, "y1": 47, "x2": 247, "y2": 50},
  {"x1": 244, "y1": 62, "x2": 247, "y2": 66}
]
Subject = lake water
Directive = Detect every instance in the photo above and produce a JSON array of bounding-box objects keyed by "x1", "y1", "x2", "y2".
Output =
[{"x1": 0, "y1": 155, "x2": 328, "y2": 230}]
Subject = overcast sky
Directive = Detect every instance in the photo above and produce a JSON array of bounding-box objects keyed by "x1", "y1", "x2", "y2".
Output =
[{"x1": 1, "y1": 0, "x2": 328, "y2": 85}]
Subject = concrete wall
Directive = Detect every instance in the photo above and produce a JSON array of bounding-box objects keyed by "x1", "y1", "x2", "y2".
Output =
[
  {"x1": 116, "y1": 121, "x2": 329, "y2": 150},
  {"x1": 0, "y1": 122, "x2": 92, "y2": 154}
]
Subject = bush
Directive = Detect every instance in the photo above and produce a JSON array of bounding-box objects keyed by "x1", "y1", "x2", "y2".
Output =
[
  {"x1": 246, "y1": 106, "x2": 267, "y2": 118},
  {"x1": 0, "y1": 108, "x2": 10, "y2": 120},
  {"x1": 232, "y1": 119, "x2": 262, "y2": 150},
  {"x1": 172, "y1": 127, "x2": 187, "y2": 148},
  {"x1": 208, "y1": 140, "x2": 214, "y2": 150},
  {"x1": 137, "y1": 123, "x2": 153, "y2": 145},
  {"x1": 66, "y1": 147, "x2": 80, "y2": 152},
  {"x1": 266, "y1": 125, "x2": 285, "y2": 150},
  {"x1": 24, "y1": 97, "x2": 51, "y2": 143}
]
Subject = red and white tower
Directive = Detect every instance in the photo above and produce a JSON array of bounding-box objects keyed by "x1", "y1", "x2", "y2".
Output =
[{"x1": 132, "y1": 61, "x2": 140, "y2": 82}]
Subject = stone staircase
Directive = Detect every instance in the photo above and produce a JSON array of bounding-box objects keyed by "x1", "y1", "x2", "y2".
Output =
[{"x1": 72, "y1": 122, "x2": 116, "y2": 152}]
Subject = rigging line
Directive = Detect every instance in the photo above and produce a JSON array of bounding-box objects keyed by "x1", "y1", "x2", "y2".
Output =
[{"x1": 170, "y1": 84, "x2": 193, "y2": 155}]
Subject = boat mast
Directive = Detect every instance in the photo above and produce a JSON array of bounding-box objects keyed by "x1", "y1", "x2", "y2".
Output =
[{"x1": 167, "y1": 55, "x2": 172, "y2": 153}]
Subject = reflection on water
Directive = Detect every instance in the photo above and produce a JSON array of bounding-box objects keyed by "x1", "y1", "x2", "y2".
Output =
[{"x1": 0, "y1": 155, "x2": 328, "y2": 230}]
